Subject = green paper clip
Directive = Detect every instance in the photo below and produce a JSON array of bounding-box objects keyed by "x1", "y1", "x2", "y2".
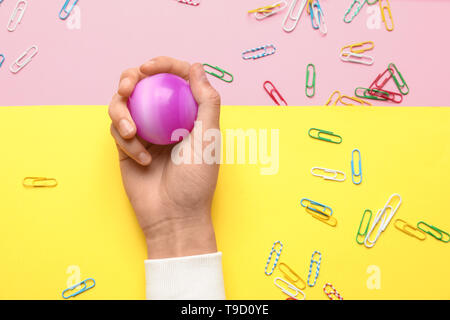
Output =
[
  {"x1": 355, "y1": 87, "x2": 388, "y2": 101},
  {"x1": 388, "y1": 63, "x2": 409, "y2": 95},
  {"x1": 356, "y1": 209, "x2": 372, "y2": 244},
  {"x1": 203, "y1": 64, "x2": 234, "y2": 83},
  {"x1": 417, "y1": 221, "x2": 449, "y2": 243},
  {"x1": 305, "y1": 63, "x2": 316, "y2": 98},
  {"x1": 308, "y1": 128, "x2": 342, "y2": 144}
]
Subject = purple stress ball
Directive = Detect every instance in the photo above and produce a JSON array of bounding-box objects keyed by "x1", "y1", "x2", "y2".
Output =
[{"x1": 127, "y1": 73, "x2": 198, "y2": 145}]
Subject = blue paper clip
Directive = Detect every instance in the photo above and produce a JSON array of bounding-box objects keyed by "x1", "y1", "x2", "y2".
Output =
[
  {"x1": 0, "y1": 54, "x2": 5, "y2": 68},
  {"x1": 265, "y1": 241, "x2": 283, "y2": 276},
  {"x1": 351, "y1": 149, "x2": 362, "y2": 185},
  {"x1": 307, "y1": 251, "x2": 321, "y2": 287},
  {"x1": 242, "y1": 45, "x2": 276, "y2": 60},
  {"x1": 300, "y1": 198, "x2": 333, "y2": 216},
  {"x1": 59, "y1": 0, "x2": 79, "y2": 20},
  {"x1": 309, "y1": 1, "x2": 321, "y2": 30},
  {"x1": 62, "y1": 278, "x2": 96, "y2": 299}
]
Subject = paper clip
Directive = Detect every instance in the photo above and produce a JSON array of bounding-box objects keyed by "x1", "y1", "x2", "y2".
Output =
[
  {"x1": 311, "y1": 167, "x2": 346, "y2": 182},
  {"x1": 369, "y1": 68, "x2": 391, "y2": 89},
  {"x1": 340, "y1": 51, "x2": 374, "y2": 66},
  {"x1": 7, "y1": 0, "x2": 28, "y2": 32},
  {"x1": 394, "y1": 219, "x2": 427, "y2": 241},
  {"x1": 300, "y1": 198, "x2": 333, "y2": 217},
  {"x1": 282, "y1": 0, "x2": 308, "y2": 33},
  {"x1": 10, "y1": 45, "x2": 38, "y2": 74},
  {"x1": 388, "y1": 63, "x2": 409, "y2": 95},
  {"x1": 342, "y1": 41, "x2": 374, "y2": 54},
  {"x1": 308, "y1": 128, "x2": 342, "y2": 144},
  {"x1": 23, "y1": 177, "x2": 58, "y2": 188},
  {"x1": 367, "y1": 0, "x2": 379, "y2": 4},
  {"x1": 370, "y1": 88, "x2": 403, "y2": 103},
  {"x1": 59, "y1": 0, "x2": 79, "y2": 20},
  {"x1": 305, "y1": 64, "x2": 316, "y2": 98},
  {"x1": 203, "y1": 64, "x2": 233, "y2": 83},
  {"x1": 343, "y1": 0, "x2": 366, "y2": 23},
  {"x1": 325, "y1": 90, "x2": 341, "y2": 106},
  {"x1": 263, "y1": 81, "x2": 288, "y2": 106},
  {"x1": 307, "y1": 251, "x2": 321, "y2": 287},
  {"x1": 364, "y1": 194, "x2": 402, "y2": 248},
  {"x1": 356, "y1": 209, "x2": 372, "y2": 244},
  {"x1": 274, "y1": 277, "x2": 306, "y2": 300},
  {"x1": 177, "y1": 0, "x2": 200, "y2": 6},
  {"x1": 355, "y1": 87, "x2": 388, "y2": 101},
  {"x1": 307, "y1": 208, "x2": 338, "y2": 227},
  {"x1": 278, "y1": 263, "x2": 306, "y2": 290},
  {"x1": 339, "y1": 95, "x2": 372, "y2": 106},
  {"x1": 310, "y1": 1, "x2": 327, "y2": 34},
  {"x1": 242, "y1": 45, "x2": 276, "y2": 60},
  {"x1": 417, "y1": 221, "x2": 450, "y2": 243},
  {"x1": 265, "y1": 241, "x2": 283, "y2": 276},
  {"x1": 379, "y1": 0, "x2": 394, "y2": 31},
  {"x1": 0, "y1": 54, "x2": 5, "y2": 68},
  {"x1": 323, "y1": 283, "x2": 343, "y2": 300},
  {"x1": 351, "y1": 149, "x2": 362, "y2": 185},
  {"x1": 62, "y1": 278, "x2": 96, "y2": 299},
  {"x1": 254, "y1": 1, "x2": 288, "y2": 20}
]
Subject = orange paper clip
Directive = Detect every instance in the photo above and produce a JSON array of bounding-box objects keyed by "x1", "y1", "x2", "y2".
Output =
[{"x1": 325, "y1": 90, "x2": 341, "y2": 106}]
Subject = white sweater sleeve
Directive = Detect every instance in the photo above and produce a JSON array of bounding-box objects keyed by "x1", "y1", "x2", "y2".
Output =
[{"x1": 145, "y1": 252, "x2": 226, "y2": 300}]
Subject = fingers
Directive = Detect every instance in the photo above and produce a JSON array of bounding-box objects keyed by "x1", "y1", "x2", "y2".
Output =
[
  {"x1": 189, "y1": 63, "x2": 221, "y2": 130},
  {"x1": 118, "y1": 68, "x2": 146, "y2": 97},
  {"x1": 110, "y1": 124, "x2": 152, "y2": 166},
  {"x1": 140, "y1": 56, "x2": 191, "y2": 81},
  {"x1": 108, "y1": 93, "x2": 136, "y2": 139}
]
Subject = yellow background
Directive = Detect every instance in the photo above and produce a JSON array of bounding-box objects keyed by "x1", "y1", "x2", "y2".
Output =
[{"x1": 0, "y1": 106, "x2": 449, "y2": 300}]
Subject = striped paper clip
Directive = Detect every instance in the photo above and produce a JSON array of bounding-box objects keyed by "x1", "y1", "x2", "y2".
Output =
[
  {"x1": 351, "y1": 149, "x2": 362, "y2": 185},
  {"x1": 307, "y1": 251, "x2": 321, "y2": 287},
  {"x1": 380, "y1": 0, "x2": 394, "y2": 31},
  {"x1": 388, "y1": 63, "x2": 409, "y2": 95},
  {"x1": 0, "y1": 54, "x2": 5, "y2": 68},
  {"x1": 325, "y1": 90, "x2": 341, "y2": 106},
  {"x1": 62, "y1": 278, "x2": 96, "y2": 299},
  {"x1": 394, "y1": 219, "x2": 427, "y2": 241},
  {"x1": 282, "y1": 0, "x2": 308, "y2": 33},
  {"x1": 242, "y1": 45, "x2": 276, "y2": 60},
  {"x1": 356, "y1": 209, "x2": 372, "y2": 244},
  {"x1": 23, "y1": 177, "x2": 57, "y2": 188},
  {"x1": 263, "y1": 81, "x2": 287, "y2": 106},
  {"x1": 7, "y1": 0, "x2": 28, "y2": 32},
  {"x1": 311, "y1": 167, "x2": 346, "y2": 182},
  {"x1": 252, "y1": 1, "x2": 288, "y2": 20},
  {"x1": 59, "y1": 0, "x2": 79, "y2": 20},
  {"x1": 310, "y1": 0, "x2": 327, "y2": 34},
  {"x1": 323, "y1": 283, "x2": 343, "y2": 300},
  {"x1": 339, "y1": 95, "x2": 372, "y2": 106},
  {"x1": 278, "y1": 263, "x2": 307, "y2": 290},
  {"x1": 308, "y1": 128, "x2": 342, "y2": 144},
  {"x1": 300, "y1": 198, "x2": 333, "y2": 217},
  {"x1": 340, "y1": 51, "x2": 374, "y2": 66},
  {"x1": 343, "y1": 0, "x2": 366, "y2": 23},
  {"x1": 305, "y1": 63, "x2": 316, "y2": 97},
  {"x1": 203, "y1": 64, "x2": 233, "y2": 83},
  {"x1": 417, "y1": 221, "x2": 449, "y2": 243},
  {"x1": 177, "y1": 0, "x2": 200, "y2": 6},
  {"x1": 10, "y1": 45, "x2": 38, "y2": 74},
  {"x1": 265, "y1": 241, "x2": 283, "y2": 276},
  {"x1": 274, "y1": 278, "x2": 306, "y2": 300}
]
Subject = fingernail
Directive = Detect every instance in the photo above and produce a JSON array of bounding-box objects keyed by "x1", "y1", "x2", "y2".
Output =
[
  {"x1": 139, "y1": 152, "x2": 151, "y2": 165},
  {"x1": 119, "y1": 119, "x2": 134, "y2": 137}
]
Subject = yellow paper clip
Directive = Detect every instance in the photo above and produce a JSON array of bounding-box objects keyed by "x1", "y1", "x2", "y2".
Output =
[
  {"x1": 248, "y1": 3, "x2": 281, "y2": 13},
  {"x1": 339, "y1": 95, "x2": 372, "y2": 106},
  {"x1": 23, "y1": 177, "x2": 58, "y2": 188},
  {"x1": 394, "y1": 219, "x2": 427, "y2": 241},
  {"x1": 325, "y1": 90, "x2": 341, "y2": 106},
  {"x1": 307, "y1": 209, "x2": 337, "y2": 227},
  {"x1": 379, "y1": 0, "x2": 394, "y2": 31},
  {"x1": 278, "y1": 263, "x2": 307, "y2": 290},
  {"x1": 341, "y1": 41, "x2": 374, "y2": 54}
]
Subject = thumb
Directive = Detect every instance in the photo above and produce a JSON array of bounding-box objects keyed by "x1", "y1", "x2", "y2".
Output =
[{"x1": 189, "y1": 63, "x2": 221, "y2": 130}]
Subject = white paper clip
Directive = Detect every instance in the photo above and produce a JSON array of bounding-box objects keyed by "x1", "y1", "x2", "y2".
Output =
[
  {"x1": 274, "y1": 277, "x2": 306, "y2": 300},
  {"x1": 364, "y1": 193, "x2": 402, "y2": 248},
  {"x1": 7, "y1": 0, "x2": 28, "y2": 32},
  {"x1": 282, "y1": 0, "x2": 308, "y2": 33},
  {"x1": 339, "y1": 51, "x2": 374, "y2": 65},
  {"x1": 311, "y1": 167, "x2": 346, "y2": 182},
  {"x1": 10, "y1": 45, "x2": 38, "y2": 74},
  {"x1": 255, "y1": 1, "x2": 288, "y2": 20}
]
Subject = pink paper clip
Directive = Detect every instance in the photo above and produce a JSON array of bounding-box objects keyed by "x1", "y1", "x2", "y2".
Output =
[
  {"x1": 177, "y1": 0, "x2": 200, "y2": 6},
  {"x1": 263, "y1": 81, "x2": 288, "y2": 106}
]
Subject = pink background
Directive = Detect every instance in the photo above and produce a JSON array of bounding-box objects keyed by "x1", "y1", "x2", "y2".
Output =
[{"x1": 0, "y1": 0, "x2": 449, "y2": 106}]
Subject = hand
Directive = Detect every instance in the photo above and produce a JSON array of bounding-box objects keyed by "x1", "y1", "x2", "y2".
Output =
[{"x1": 108, "y1": 57, "x2": 221, "y2": 259}]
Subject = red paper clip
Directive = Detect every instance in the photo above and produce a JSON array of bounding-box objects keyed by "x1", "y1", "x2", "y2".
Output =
[
  {"x1": 369, "y1": 68, "x2": 392, "y2": 90},
  {"x1": 177, "y1": 0, "x2": 200, "y2": 6},
  {"x1": 369, "y1": 88, "x2": 403, "y2": 103},
  {"x1": 263, "y1": 81, "x2": 288, "y2": 106}
]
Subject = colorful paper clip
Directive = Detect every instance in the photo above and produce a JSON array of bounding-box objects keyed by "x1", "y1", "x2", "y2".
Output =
[
  {"x1": 10, "y1": 45, "x2": 38, "y2": 74},
  {"x1": 253, "y1": 1, "x2": 288, "y2": 20},
  {"x1": 356, "y1": 209, "x2": 372, "y2": 244},
  {"x1": 62, "y1": 278, "x2": 96, "y2": 299},
  {"x1": 177, "y1": 0, "x2": 200, "y2": 6},
  {"x1": 370, "y1": 88, "x2": 403, "y2": 103},
  {"x1": 301, "y1": 198, "x2": 333, "y2": 217},
  {"x1": 379, "y1": 0, "x2": 394, "y2": 31},
  {"x1": 340, "y1": 51, "x2": 374, "y2": 66},
  {"x1": 305, "y1": 63, "x2": 316, "y2": 98},
  {"x1": 263, "y1": 81, "x2": 287, "y2": 106},
  {"x1": 394, "y1": 219, "x2": 427, "y2": 241},
  {"x1": 325, "y1": 90, "x2": 341, "y2": 106},
  {"x1": 308, "y1": 128, "x2": 342, "y2": 144},
  {"x1": 355, "y1": 87, "x2": 388, "y2": 101},
  {"x1": 417, "y1": 221, "x2": 450, "y2": 243},
  {"x1": 278, "y1": 263, "x2": 307, "y2": 290},
  {"x1": 388, "y1": 63, "x2": 409, "y2": 95},
  {"x1": 0, "y1": 54, "x2": 5, "y2": 68},
  {"x1": 203, "y1": 64, "x2": 233, "y2": 83},
  {"x1": 343, "y1": 0, "x2": 366, "y2": 23},
  {"x1": 323, "y1": 283, "x2": 343, "y2": 300},
  {"x1": 7, "y1": 0, "x2": 28, "y2": 32},
  {"x1": 351, "y1": 149, "x2": 362, "y2": 185},
  {"x1": 307, "y1": 251, "x2": 321, "y2": 287},
  {"x1": 274, "y1": 277, "x2": 306, "y2": 300},
  {"x1": 342, "y1": 41, "x2": 374, "y2": 54},
  {"x1": 339, "y1": 95, "x2": 372, "y2": 106},
  {"x1": 23, "y1": 177, "x2": 58, "y2": 188},
  {"x1": 242, "y1": 45, "x2": 276, "y2": 60},
  {"x1": 364, "y1": 193, "x2": 402, "y2": 248},
  {"x1": 59, "y1": 0, "x2": 79, "y2": 20},
  {"x1": 265, "y1": 241, "x2": 283, "y2": 276},
  {"x1": 370, "y1": 68, "x2": 392, "y2": 89},
  {"x1": 311, "y1": 167, "x2": 346, "y2": 182},
  {"x1": 310, "y1": 0, "x2": 327, "y2": 34},
  {"x1": 282, "y1": 0, "x2": 308, "y2": 33}
]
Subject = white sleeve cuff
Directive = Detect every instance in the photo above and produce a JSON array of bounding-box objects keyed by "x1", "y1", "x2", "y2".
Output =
[{"x1": 145, "y1": 252, "x2": 226, "y2": 300}]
